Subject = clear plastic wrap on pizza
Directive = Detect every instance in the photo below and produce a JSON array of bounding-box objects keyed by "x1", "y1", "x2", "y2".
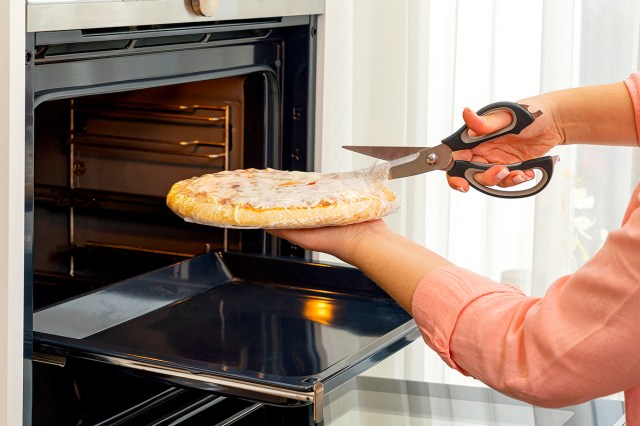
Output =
[{"x1": 166, "y1": 166, "x2": 398, "y2": 229}]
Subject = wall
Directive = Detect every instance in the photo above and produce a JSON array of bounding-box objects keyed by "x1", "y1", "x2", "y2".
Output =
[{"x1": 0, "y1": 0, "x2": 26, "y2": 425}]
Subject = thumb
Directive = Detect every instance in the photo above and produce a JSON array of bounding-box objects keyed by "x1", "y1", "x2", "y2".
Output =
[{"x1": 463, "y1": 107, "x2": 513, "y2": 137}]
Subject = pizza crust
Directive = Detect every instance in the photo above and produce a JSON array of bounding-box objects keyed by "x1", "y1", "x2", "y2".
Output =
[{"x1": 166, "y1": 167, "x2": 398, "y2": 229}]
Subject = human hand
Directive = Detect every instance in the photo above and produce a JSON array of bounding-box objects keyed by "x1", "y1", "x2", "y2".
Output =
[
  {"x1": 448, "y1": 100, "x2": 562, "y2": 193},
  {"x1": 267, "y1": 219, "x2": 389, "y2": 263}
]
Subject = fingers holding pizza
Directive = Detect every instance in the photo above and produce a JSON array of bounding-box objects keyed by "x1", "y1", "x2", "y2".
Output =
[{"x1": 266, "y1": 219, "x2": 389, "y2": 262}]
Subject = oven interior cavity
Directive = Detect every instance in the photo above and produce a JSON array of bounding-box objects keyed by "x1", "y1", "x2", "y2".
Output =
[{"x1": 33, "y1": 75, "x2": 270, "y2": 309}]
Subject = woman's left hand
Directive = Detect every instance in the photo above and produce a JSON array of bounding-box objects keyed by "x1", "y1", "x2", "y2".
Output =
[{"x1": 266, "y1": 219, "x2": 388, "y2": 263}]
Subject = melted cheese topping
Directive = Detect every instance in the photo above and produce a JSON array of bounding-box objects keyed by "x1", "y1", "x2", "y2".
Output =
[{"x1": 186, "y1": 167, "x2": 389, "y2": 210}]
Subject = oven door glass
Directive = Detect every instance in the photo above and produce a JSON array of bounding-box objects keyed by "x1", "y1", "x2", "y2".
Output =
[{"x1": 324, "y1": 377, "x2": 625, "y2": 426}]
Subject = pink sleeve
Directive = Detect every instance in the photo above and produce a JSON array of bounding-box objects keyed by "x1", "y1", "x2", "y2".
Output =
[
  {"x1": 412, "y1": 184, "x2": 640, "y2": 408},
  {"x1": 624, "y1": 72, "x2": 640, "y2": 147}
]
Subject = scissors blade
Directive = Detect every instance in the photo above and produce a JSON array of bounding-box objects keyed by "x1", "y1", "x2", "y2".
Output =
[
  {"x1": 342, "y1": 145, "x2": 429, "y2": 161},
  {"x1": 386, "y1": 144, "x2": 454, "y2": 179}
]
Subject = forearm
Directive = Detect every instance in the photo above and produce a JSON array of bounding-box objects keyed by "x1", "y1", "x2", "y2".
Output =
[
  {"x1": 528, "y1": 81, "x2": 638, "y2": 146},
  {"x1": 341, "y1": 226, "x2": 452, "y2": 314},
  {"x1": 269, "y1": 221, "x2": 452, "y2": 314}
]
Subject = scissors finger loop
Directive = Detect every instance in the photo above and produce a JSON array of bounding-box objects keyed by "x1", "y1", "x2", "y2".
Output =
[{"x1": 448, "y1": 156, "x2": 558, "y2": 198}]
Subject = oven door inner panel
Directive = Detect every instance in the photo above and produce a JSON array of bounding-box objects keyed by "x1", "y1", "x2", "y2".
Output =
[{"x1": 34, "y1": 252, "x2": 418, "y2": 424}]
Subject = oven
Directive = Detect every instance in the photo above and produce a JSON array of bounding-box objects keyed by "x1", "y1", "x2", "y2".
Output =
[{"x1": 24, "y1": 2, "x2": 420, "y2": 425}]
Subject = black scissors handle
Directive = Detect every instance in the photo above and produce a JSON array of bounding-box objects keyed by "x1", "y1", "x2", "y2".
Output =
[
  {"x1": 441, "y1": 101, "x2": 537, "y2": 151},
  {"x1": 439, "y1": 101, "x2": 555, "y2": 198},
  {"x1": 448, "y1": 156, "x2": 558, "y2": 198}
]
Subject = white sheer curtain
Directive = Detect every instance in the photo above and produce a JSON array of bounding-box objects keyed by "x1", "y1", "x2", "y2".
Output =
[{"x1": 318, "y1": 0, "x2": 640, "y2": 388}]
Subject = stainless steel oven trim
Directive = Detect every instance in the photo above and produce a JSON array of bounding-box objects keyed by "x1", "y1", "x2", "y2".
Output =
[
  {"x1": 34, "y1": 350, "x2": 326, "y2": 422},
  {"x1": 27, "y1": 0, "x2": 325, "y2": 32},
  {"x1": 34, "y1": 15, "x2": 309, "y2": 46}
]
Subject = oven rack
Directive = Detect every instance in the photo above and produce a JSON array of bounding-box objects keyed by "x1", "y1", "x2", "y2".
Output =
[
  {"x1": 70, "y1": 133, "x2": 228, "y2": 160},
  {"x1": 35, "y1": 183, "x2": 171, "y2": 213},
  {"x1": 70, "y1": 100, "x2": 231, "y2": 162}
]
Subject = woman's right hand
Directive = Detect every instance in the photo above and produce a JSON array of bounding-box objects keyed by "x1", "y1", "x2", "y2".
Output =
[{"x1": 447, "y1": 98, "x2": 563, "y2": 193}]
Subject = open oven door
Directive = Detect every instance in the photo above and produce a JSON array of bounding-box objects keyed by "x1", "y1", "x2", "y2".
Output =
[{"x1": 33, "y1": 252, "x2": 419, "y2": 424}]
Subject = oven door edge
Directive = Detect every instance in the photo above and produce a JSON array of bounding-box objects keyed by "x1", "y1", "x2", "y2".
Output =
[{"x1": 34, "y1": 347, "x2": 326, "y2": 422}]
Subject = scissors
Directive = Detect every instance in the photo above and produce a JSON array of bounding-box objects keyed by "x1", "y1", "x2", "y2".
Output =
[{"x1": 343, "y1": 101, "x2": 559, "y2": 199}]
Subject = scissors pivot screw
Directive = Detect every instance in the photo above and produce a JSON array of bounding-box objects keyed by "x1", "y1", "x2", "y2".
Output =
[{"x1": 425, "y1": 153, "x2": 439, "y2": 166}]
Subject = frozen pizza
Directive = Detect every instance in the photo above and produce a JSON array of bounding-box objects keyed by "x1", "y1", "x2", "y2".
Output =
[{"x1": 166, "y1": 167, "x2": 398, "y2": 229}]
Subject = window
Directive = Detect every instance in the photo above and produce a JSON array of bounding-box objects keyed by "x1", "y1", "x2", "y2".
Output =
[{"x1": 319, "y1": 0, "x2": 640, "y2": 388}]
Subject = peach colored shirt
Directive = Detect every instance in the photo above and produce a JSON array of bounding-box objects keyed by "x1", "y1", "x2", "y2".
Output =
[{"x1": 412, "y1": 72, "x2": 640, "y2": 424}]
